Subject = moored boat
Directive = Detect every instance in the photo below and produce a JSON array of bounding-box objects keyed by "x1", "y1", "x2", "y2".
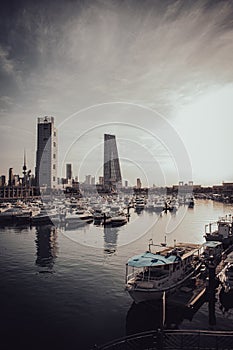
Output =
[
  {"x1": 125, "y1": 241, "x2": 202, "y2": 303},
  {"x1": 204, "y1": 215, "x2": 233, "y2": 249}
]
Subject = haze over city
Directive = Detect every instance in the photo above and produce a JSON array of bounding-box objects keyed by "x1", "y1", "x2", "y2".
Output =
[{"x1": 1, "y1": 0, "x2": 233, "y2": 186}]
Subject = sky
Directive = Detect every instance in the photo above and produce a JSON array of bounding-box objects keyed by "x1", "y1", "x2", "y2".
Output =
[{"x1": 0, "y1": 0, "x2": 233, "y2": 187}]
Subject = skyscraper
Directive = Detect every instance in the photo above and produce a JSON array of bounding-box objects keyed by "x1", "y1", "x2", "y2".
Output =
[
  {"x1": 103, "y1": 134, "x2": 122, "y2": 191},
  {"x1": 66, "y1": 163, "x2": 72, "y2": 180},
  {"x1": 35, "y1": 116, "x2": 57, "y2": 189},
  {"x1": 8, "y1": 168, "x2": 13, "y2": 186}
]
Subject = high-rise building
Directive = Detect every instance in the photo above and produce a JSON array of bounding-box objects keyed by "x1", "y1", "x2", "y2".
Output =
[
  {"x1": 91, "y1": 176, "x2": 95, "y2": 185},
  {"x1": 103, "y1": 134, "x2": 122, "y2": 190},
  {"x1": 35, "y1": 116, "x2": 57, "y2": 189},
  {"x1": 0, "y1": 175, "x2": 6, "y2": 187},
  {"x1": 99, "y1": 176, "x2": 104, "y2": 185},
  {"x1": 66, "y1": 163, "x2": 72, "y2": 180},
  {"x1": 136, "y1": 178, "x2": 142, "y2": 189},
  {"x1": 8, "y1": 168, "x2": 13, "y2": 186},
  {"x1": 85, "y1": 175, "x2": 91, "y2": 185}
]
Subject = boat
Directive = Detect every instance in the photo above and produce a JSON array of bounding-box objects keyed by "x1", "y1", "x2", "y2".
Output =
[
  {"x1": 153, "y1": 198, "x2": 165, "y2": 213},
  {"x1": 204, "y1": 214, "x2": 233, "y2": 249},
  {"x1": 31, "y1": 208, "x2": 59, "y2": 225},
  {"x1": 65, "y1": 209, "x2": 93, "y2": 227},
  {"x1": 0, "y1": 207, "x2": 25, "y2": 223},
  {"x1": 125, "y1": 241, "x2": 203, "y2": 303},
  {"x1": 202, "y1": 241, "x2": 223, "y2": 265},
  {"x1": 188, "y1": 197, "x2": 195, "y2": 208},
  {"x1": 102, "y1": 205, "x2": 127, "y2": 227},
  {"x1": 135, "y1": 198, "x2": 145, "y2": 211},
  {"x1": 111, "y1": 214, "x2": 127, "y2": 227}
]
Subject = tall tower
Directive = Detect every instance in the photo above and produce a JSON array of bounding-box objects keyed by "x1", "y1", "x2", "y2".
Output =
[
  {"x1": 22, "y1": 150, "x2": 27, "y2": 185},
  {"x1": 66, "y1": 163, "x2": 72, "y2": 180},
  {"x1": 8, "y1": 168, "x2": 13, "y2": 186},
  {"x1": 103, "y1": 134, "x2": 122, "y2": 191},
  {"x1": 35, "y1": 116, "x2": 57, "y2": 189}
]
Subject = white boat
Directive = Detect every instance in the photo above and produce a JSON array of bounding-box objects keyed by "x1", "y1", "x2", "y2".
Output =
[
  {"x1": 0, "y1": 207, "x2": 24, "y2": 223},
  {"x1": 31, "y1": 208, "x2": 59, "y2": 225},
  {"x1": 202, "y1": 241, "x2": 223, "y2": 265},
  {"x1": 65, "y1": 209, "x2": 93, "y2": 226},
  {"x1": 204, "y1": 214, "x2": 233, "y2": 249},
  {"x1": 153, "y1": 198, "x2": 165, "y2": 212},
  {"x1": 125, "y1": 242, "x2": 202, "y2": 303},
  {"x1": 111, "y1": 214, "x2": 127, "y2": 227}
]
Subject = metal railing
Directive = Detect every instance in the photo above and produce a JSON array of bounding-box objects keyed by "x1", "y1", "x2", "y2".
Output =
[{"x1": 94, "y1": 329, "x2": 233, "y2": 350}]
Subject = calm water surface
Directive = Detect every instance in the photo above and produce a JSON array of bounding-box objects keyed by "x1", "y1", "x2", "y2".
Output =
[{"x1": 1, "y1": 199, "x2": 233, "y2": 349}]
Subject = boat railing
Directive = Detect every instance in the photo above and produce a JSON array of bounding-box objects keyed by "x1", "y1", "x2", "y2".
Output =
[{"x1": 126, "y1": 270, "x2": 169, "y2": 283}]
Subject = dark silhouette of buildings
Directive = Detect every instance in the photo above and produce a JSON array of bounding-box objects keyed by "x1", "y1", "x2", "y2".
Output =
[
  {"x1": 103, "y1": 134, "x2": 122, "y2": 192},
  {"x1": 66, "y1": 163, "x2": 72, "y2": 180},
  {"x1": 8, "y1": 168, "x2": 13, "y2": 186},
  {"x1": 35, "y1": 116, "x2": 57, "y2": 189}
]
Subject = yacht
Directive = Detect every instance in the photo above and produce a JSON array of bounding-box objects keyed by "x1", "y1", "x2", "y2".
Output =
[
  {"x1": 125, "y1": 241, "x2": 202, "y2": 303},
  {"x1": 65, "y1": 209, "x2": 93, "y2": 227},
  {"x1": 153, "y1": 198, "x2": 165, "y2": 213},
  {"x1": 204, "y1": 214, "x2": 233, "y2": 249}
]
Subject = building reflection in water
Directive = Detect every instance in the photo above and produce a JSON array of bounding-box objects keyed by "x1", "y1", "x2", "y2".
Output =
[
  {"x1": 35, "y1": 225, "x2": 58, "y2": 270},
  {"x1": 103, "y1": 226, "x2": 119, "y2": 255}
]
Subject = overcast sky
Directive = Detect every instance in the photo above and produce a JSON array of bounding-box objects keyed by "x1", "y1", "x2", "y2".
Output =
[{"x1": 1, "y1": 0, "x2": 233, "y2": 186}]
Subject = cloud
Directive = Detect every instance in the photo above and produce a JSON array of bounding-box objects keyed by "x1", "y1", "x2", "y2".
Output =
[{"x1": 0, "y1": 0, "x2": 233, "y2": 183}]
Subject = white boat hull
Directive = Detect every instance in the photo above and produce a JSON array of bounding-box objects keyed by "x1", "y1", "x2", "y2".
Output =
[{"x1": 126, "y1": 266, "x2": 200, "y2": 304}]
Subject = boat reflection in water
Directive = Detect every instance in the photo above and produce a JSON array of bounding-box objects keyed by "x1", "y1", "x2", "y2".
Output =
[
  {"x1": 35, "y1": 225, "x2": 58, "y2": 270},
  {"x1": 103, "y1": 226, "x2": 119, "y2": 255},
  {"x1": 126, "y1": 299, "x2": 187, "y2": 335}
]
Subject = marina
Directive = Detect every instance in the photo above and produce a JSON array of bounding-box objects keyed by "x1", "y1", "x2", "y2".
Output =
[{"x1": 1, "y1": 199, "x2": 233, "y2": 349}]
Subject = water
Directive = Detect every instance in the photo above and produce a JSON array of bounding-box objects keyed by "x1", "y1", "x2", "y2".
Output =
[{"x1": 1, "y1": 200, "x2": 233, "y2": 349}]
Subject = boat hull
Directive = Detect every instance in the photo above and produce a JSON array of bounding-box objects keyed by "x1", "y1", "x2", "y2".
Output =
[{"x1": 126, "y1": 265, "x2": 201, "y2": 304}]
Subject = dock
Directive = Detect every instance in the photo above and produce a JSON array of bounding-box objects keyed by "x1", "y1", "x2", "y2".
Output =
[{"x1": 167, "y1": 277, "x2": 207, "y2": 318}]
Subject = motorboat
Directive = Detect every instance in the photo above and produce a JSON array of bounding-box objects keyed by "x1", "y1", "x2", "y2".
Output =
[
  {"x1": 111, "y1": 214, "x2": 127, "y2": 227},
  {"x1": 125, "y1": 241, "x2": 202, "y2": 303},
  {"x1": 0, "y1": 207, "x2": 25, "y2": 223},
  {"x1": 153, "y1": 198, "x2": 165, "y2": 213},
  {"x1": 202, "y1": 241, "x2": 223, "y2": 265},
  {"x1": 31, "y1": 208, "x2": 59, "y2": 225},
  {"x1": 65, "y1": 209, "x2": 93, "y2": 227},
  {"x1": 204, "y1": 214, "x2": 233, "y2": 249}
]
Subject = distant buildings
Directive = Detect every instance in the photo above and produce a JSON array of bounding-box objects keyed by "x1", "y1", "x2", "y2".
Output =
[
  {"x1": 85, "y1": 175, "x2": 92, "y2": 185},
  {"x1": 1, "y1": 115, "x2": 233, "y2": 201},
  {"x1": 35, "y1": 116, "x2": 57, "y2": 189},
  {"x1": 103, "y1": 133, "x2": 122, "y2": 191}
]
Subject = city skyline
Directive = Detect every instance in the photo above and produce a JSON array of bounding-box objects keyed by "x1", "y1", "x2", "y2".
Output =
[{"x1": 1, "y1": 0, "x2": 233, "y2": 186}]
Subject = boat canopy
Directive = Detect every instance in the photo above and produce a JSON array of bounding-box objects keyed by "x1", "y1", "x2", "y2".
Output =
[
  {"x1": 203, "y1": 241, "x2": 222, "y2": 248},
  {"x1": 127, "y1": 252, "x2": 180, "y2": 268}
]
